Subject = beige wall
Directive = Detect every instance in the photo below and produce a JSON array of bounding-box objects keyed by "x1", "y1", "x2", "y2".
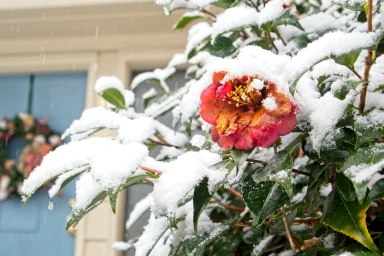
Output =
[{"x1": 0, "y1": 1, "x2": 187, "y2": 255}]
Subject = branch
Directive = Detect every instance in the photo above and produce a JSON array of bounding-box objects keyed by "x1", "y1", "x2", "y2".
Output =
[
  {"x1": 359, "y1": 0, "x2": 373, "y2": 113},
  {"x1": 143, "y1": 178, "x2": 154, "y2": 186},
  {"x1": 292, "y1": 169, "x2": 310, "y2": 177},
  {"x1": 249, "y1": 0, "x2": 259, "y2": 11},
  {"x1": 293, "y1": 217, "x2": 321, "y2": 224},
  {"x1": 246, "y1": 158, "x2": 267, "y2": 165},
  {"x1": 139, "y1": 165, "x2": 163, "y2": 176},
  {"x1": 226, "y1": 187, "x2": 244, "y2": 200},
  {"x1": 347, "y1": 66, "x2": 363, "y2": 80},
  {"x1": 265, "y1": 31, "x2": 279, "y2": 53},
  {"x1": 201, "y1": 8, "x2": 216, "y2": 19},
  {"x1": 329, "y1": 163, "x2": 336, "y2": 190},
  {"x1": 282, "y1": 206, "x2": 297, "y2": 254},
  {"x1": 210, "y1": 201, "x2": 245, "y2": 212},
  {"x1": 150, "y1": 134, "x2": 181, "y2": 148}
]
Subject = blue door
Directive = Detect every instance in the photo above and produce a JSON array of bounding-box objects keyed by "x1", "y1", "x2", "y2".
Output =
[{"x1": 0, "y1": 72, "x2": 87, "y2": 256}]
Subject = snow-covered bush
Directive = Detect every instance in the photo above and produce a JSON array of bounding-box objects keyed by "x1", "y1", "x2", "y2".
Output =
[{"x1": 22, "y1": 0, "x2": 384, "y2": 255}]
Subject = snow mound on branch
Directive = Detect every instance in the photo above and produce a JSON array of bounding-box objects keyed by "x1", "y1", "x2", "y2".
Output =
[
  {"x1": 284, "y1": 31, "x2": 375, "y2": 82},
  {"x1": 90, "y1": 143, "x2": 148, "y2": 192},
  {"x1": 126, "y1": 193, "x2": 152, "y2": 230},
  {"x1": 211, "y1": 1, "x2": 285, "y2": 40},
  {"x1": 131, "y1": 67, "x2": 176, "y2": 93},
  {"x1": 72, "y1": 173, "x2": 103, "y2": 214},
  {"x1": 150, "y1": 150, "x2": 224, "y2": 216},
  {"x1": 95, "y1": 76, "x2": 124, "y2": 94}
]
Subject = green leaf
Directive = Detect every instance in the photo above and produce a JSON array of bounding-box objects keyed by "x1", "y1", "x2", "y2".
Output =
[
  {"x1": 107, "y1": 190, "x2": 118, "y2": 214},
  {"x1": 173, "y1": 13, "x2": 203, "y2": 30},
  {"x1": 230, "y1": 149, "x2": 251, "y2": 172},
  {"x1": 193, "y1": 160, "x2": 235, "y2": 235},
  {"x1": 321, "y1": 190, "x2": 380, "y2": 254},
  {"x1": 248, "y1": 38, "x2": 273, "y2": 50},
  {"x1": 271, "y1": 8, "x2": 304, "y2": 31},
  {"x1": 202, "y1": 36, "x2": 237, "y2": 57},
  {"x1": 66, "y1": 191, "x2": 107, "y2": 229},
  {"x1": 209, "y1": 236, "x2": 242, "y2": 256},
  {"x1": 332, "y1": 50, "x2": 361, "y2": 69},
  {"x1": 321, "y1": 149, "x2": 350, "y2": 164},
  {"x1": 193, "y1": 177, "x2": 211, "y2": 235},
  {"x1": 243, "y1": 177, "x2": 290, "y2": 227},
  {"x1": 366, "y1": 178, "x2": 384, "y2": 204},
  {"x1": 212, "y1": 0, "x2": 240, "y2": 8},
  {"x1": 295, "y1": 247, "x2": 318, "y2": 256},
  {"x1": 99, "y1": 88, "x2": 126, "y2": 109},
  {"x1": 333, "y1": 80, "x2": 361, "y2": 100},
  {"x1": 337, "y1": 173, "x2": 357, "y2": 202},
  {"x1": 373, "y1": 84, "x2": 384, "y2": 92},
  {"x1": 355, "y1": 109, "x2": 384, "y2": 147},
  {"x1": 253, "y1": 150, "x2": 294, "y2": 197},
  {"x1": 334, "y1": 1, "x2": 364, "y2": 11},
  {"x1": 269, "y1": 208, "x2": 297, "y2": 235},
  {"x1": 343, "y1": 144, "x2": 384, "y2": 204}
]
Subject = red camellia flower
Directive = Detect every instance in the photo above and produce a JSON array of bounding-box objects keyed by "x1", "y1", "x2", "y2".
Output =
[{"x1": 199, "y1": 72, "x2": 297, "y2": 150}]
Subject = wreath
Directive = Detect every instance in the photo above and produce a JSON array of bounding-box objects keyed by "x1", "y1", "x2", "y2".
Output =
[{"x1": 0, "y1": 113, "x2": 62, "y2": 200}]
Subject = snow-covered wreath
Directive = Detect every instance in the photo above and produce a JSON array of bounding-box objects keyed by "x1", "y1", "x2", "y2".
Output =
[{"x1": 0, "y1": 113, "x2": 61, "y2": 200}]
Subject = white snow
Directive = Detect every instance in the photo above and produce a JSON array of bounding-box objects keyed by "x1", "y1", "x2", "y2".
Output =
[
  {"x1": 322, "y1": 233, "x2": 335, "y2": 249},
  {"x1": 190, "y1": 134, "x2": 206, "y2": 148},
  {"x1": 252, "y1": 235, "x2": 274, "y2": 255},
  {"x1": 311, "y1": 59, "x2": 354, "y2": 79},
  {"x1": 134, "y1": 215, "x2": 169, "y2": 256},
  {"x1": 90, "y1": 143, "x2": 148, "y2": 192},
  {"x1": 48, "y1": 166, "x2": 89, "y2": 199},
  {"x1": 150, "y1": 150, "x2": 225, "y2": 216},
  {"x1": 126, "y1": 193, "x2": 153, "y2": 230},
  {"x1": 249, "y1": 78, "x2": 265, "y2": 90},
  {"x1": 345, "y1": 159, "x2": 384, "y2": 184},
  {"x1": 284, "y1": 31, "x2": 375, "y2": 83},
  {"x1": 131, "y1": 67, "x2": 176, "y2": 93},
  {"x1": 319, "y1": 183, "x2": 332, "y2": 197},
  {"x1": 112, "y1": 241, "x2": 133, "y2": 251},
  {"x1": 291, "y1": 186, "x2": 308, "y2": 203},
  {"x1": 72, "y1": 173, "x2": 103, "y2": 214},
  {"x1": 262, "y1": 96, "x2": 278, "y2": 110},
  {"x1": 211, "y1": 1, "x2": 285, "y2": 40},
  {"x1": 185, "y1": 22, "x2": 212, "y2": 55},
  {"x1": 369, "y1": 55, "x2": 384, "y2": 91},
  {"x1": 95, "y1": 76, "x2": 125, "y2": 94},
  {"x1": 142, "y1": 88, "x2": 158, "y2": 100}
]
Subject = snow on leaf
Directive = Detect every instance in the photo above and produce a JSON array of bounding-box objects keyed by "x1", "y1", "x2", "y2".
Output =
[
  {"x1": 131, "y1": 67, "x2": 176, "y2": 93},
  {"x1": 126, "y1": 193, "x2": 153, "y2": 230}
]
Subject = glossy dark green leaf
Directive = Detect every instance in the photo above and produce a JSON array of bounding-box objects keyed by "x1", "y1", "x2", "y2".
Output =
[
  {"x1": 336, "y1": 173, "x2": 356, "y2": 202},
  {"x1": 212, "y1": 0, "x2": 239, "y2": 8},
  {"x1": 366, "y1": 178, "x2": 384, "y2": 204},
  {"x1": 173, "y1": 13, "x2": 203, "y2": 29},
  {"x1": 243, "y1": 176, "x2": 290, "y2": 227},
  {"x1": 355, "y1": 109, "x2": 384, "y2": 147},
  {"x1": 230, "y1": 148, "x2": 251, "y2": 172},
  {"x1": 333, "y1": 80, "x2": 361, "y2": 100},
  {"x1": 295, "y1": 247, "x2": 318, "y2": 256},
  {"x1": 343, "y1": 144, "x2": 384, "y2": 203},
  {"x1": 332, "y1": 50, "x2": 361, "y2": 69},
  {"x1": 269, "y1": 208, "x2": 297, "y2": 235},
  {"x1": 321, "y1": 149, "x2": 350, "y2": 164},
  {"x1": 248, "y1": 38, "x2": 273, "y2": 50},
  {"x1": 193, "y1": 177, "x2": 210, "y2": 235},
  {"x1": 202, "y1": 36, "x2": 237, "y2": 57},
  {"x1": 321, "y1": 190, "x2": 380, "y2": 254},
  {"x1": 271, "y1": 8, "x2": 304, "y2": 31},
  {"x1": 209, "y1": 236, "x2": 242, "y2": 256},
  {"x1": 334, "y1": 1, "x2": 364, "y2": 11},
  {"x1": 99, "y1": 88, "x2": 126, "y2": 110}
]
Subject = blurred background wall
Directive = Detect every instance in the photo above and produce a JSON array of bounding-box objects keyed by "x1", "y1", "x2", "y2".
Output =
[{"x1": 0, "y1": 1, "x2": 187, "y2": 255}]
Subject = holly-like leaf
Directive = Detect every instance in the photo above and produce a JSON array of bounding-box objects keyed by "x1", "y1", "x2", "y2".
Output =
[
  {"x1": 230, "y1": 148, "x2": 252, "y2": 172},
  {"x1": 333, "y1": 80, "x2": 361, "y2": 100},
  {"x1": 253, "y1": 150, "x2": 294, "y2": 197},
  {"x1": 355, "y1": 109, "x2": 384, "y2": 147},
  {"x1": 332, "y1": 49, "x2": 361, "y2": 69},
  {"x1": 321, "y1": 190, "x2": 380, "y2": 254},
  {"x1": 343, "y1": 144, "x2": 384, "y2": 204},
  {"x1": 193, "y1": 160, "x2": 235, "y2": 235},
  {"x1": 334, "y1": 0, "x2": 364, "y2": 11},
  {"x1": 243, "y1": 176, "x2": 290, "y2": 227},
  {"x1": 271, "y1": 8, "x2": 304, "y2": 31},
  {"x1": 99, "y1": 88, "x2": 126, "y2": 110},
  {"x1": 173, "y1": 12, "x2": 203, "y2": 30},
  {"x1": 202, "y1": 36, "x2": 237, "y2": 57},
  {"x1": 366, "y1": 178, "x2": 384, "y2": 204}
]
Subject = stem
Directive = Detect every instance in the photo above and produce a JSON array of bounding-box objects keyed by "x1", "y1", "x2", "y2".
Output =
[
  {"x1": 285, "y1": 132, "x2": 309, "y2": 152},
  {"x1": 139, "y1": 165, "x2": 163, "y2": 176},
  {"x1": 359, "y1": 0, "x2": 373, "y2": 113},
  {"x1": 153, "y1": 134, "x2": 181, "y2": 148},
  {"x1": 246, "y1": 158, "x2": 268, "y2": 166},
  {"x1": 292, "y1": 169, "x2": 310, "y2": 177},
  {"x1": 294, "y1": 217, "x2": 321, "y2": 224},
  {"x1": 249, "y1": 0, "x2": 259, "y2": 11},
  {"x1": 234, "y1": 222, "x2": 252, "y2": 227},
  {"x1": 347, "y1": 66, "x2": 362, "y2": 80},
  {"x1": 143, "y1": 178, "x2": 154, "y2": 186},
  {"x1": 227, "y1": 187, "x2": 244, "y2": 200},
  {"x1": 201, "y1": 9, "x2": 216, "y2": 19},
  {"x1": 210, "y1": 201, "x2": 245, "y2": 212},
  {"x1": 282, "y1": 207, "x2": 297, "y2": 254},
  {"x1": 275, "y1": 30, "x2": 287, "y2": 46},
  {"x1": 329, "y1": 163, "x2": 336, "y2": 190},
  {"x1": 265, "y1": 31, "x2": 279, "y2": 53}
]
